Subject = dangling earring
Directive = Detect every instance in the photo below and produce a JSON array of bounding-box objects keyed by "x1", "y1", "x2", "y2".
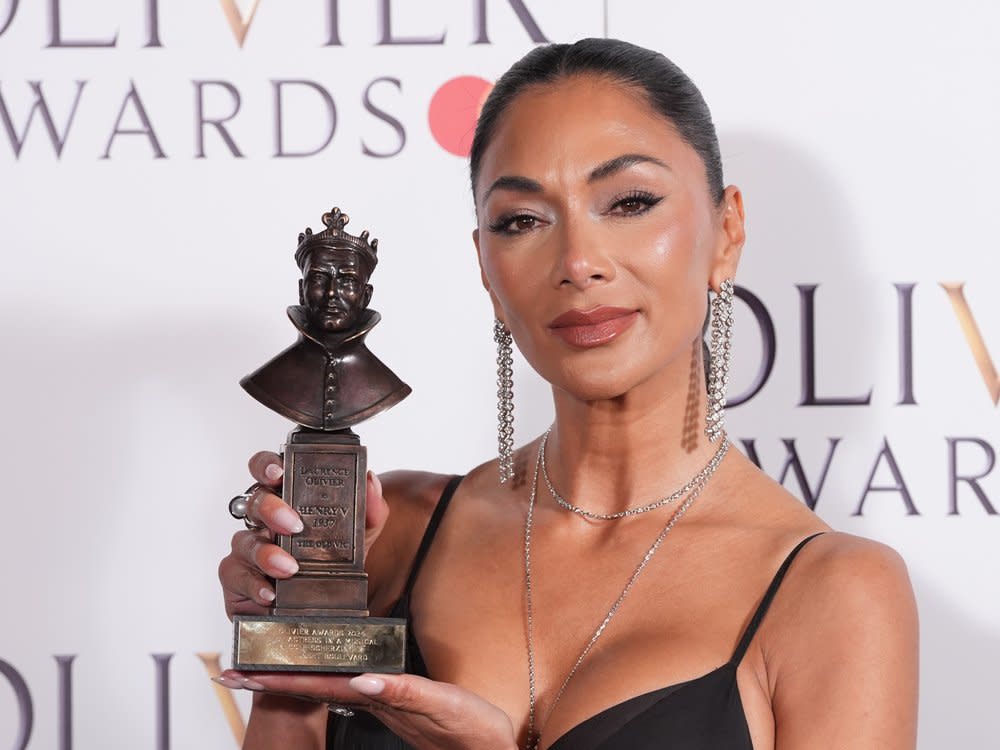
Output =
[
  {"x1": 705, "y1": 279, "x2": 734, "y2": 442},
  {"x1": 494, "y1": 320, "x2": 515, "y2": 483}
]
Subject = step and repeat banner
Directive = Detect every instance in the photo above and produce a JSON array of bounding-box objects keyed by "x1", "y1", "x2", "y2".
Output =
[{"x1": 1, "y1": 1, "x2": 997, "y2": 748}]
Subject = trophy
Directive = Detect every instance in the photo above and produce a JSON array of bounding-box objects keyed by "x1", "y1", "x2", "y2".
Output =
[{"x1": 232, "y1": 207, "x2": 411, "y2": 672}]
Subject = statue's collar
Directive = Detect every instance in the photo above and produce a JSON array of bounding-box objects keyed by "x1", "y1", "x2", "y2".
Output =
[{"x1": 286, "y1": 306, "x2": 380, "y2": 350}]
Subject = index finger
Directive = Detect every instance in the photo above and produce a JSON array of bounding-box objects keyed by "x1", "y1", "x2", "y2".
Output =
[{"x1": 249, "y1": 451, "x2": 284, "y2": 489}]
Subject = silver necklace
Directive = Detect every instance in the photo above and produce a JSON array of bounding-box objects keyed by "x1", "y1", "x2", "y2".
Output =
[
  {"x1": 523, "y1": 433, "x2": 729, "y2": 750},
  {"x1": 540, "y1": 429, "x2": 730, "y2": 521}
]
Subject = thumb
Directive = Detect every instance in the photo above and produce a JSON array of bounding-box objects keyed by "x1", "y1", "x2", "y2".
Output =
[{"x1": 349, "y1": 674, "x2": 449, "y2": 716}]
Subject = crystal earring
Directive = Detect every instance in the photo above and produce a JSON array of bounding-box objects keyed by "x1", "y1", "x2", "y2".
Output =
[
  {"x1": 494, "y1": 320, "x2": 515, "y2": 483},
  {"x1": 705, "y1": 279, "x2": 734, "y2": 442}
]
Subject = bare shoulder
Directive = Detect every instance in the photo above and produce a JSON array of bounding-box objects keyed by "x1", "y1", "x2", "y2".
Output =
[
  {"x1": 769, "y1": 531, "x2": 915, "y2": 628},
  {"x1": 717, "y1": 455, "x2": 918, "y2": 745},
  {"x1": 378, "y1": 469, "x2": 456, "y2": 519},
  {"x1": 762, "y1": 531, "x2": 919, "y2": 748},
  {"x1": 366, "y1": 470, "x2": 457, "y2": 613}
]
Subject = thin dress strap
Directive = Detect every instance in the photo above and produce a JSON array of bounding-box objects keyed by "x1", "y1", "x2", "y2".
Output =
[
  {"x1": 730, "y1": 532, "x2": 827, "y2": 666},
  {"x1": 398, "y1": 474, "x2": 464, "y2": 600}
]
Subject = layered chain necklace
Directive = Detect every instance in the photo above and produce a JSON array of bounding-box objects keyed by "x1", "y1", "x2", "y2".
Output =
[
  {"x1": 540, "y1": 429, "x2": 730, "y2": 521},
  {"x1": 522, "y1": 430, "x2": 729, "y2": 750}
]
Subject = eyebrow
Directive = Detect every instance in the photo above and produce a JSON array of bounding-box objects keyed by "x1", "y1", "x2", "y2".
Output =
[
  {"x1": 588, "y1": 153, "x2": 671, "y2": 182},
  {"x1": 307, "y1": 261, "x2": 358, "y2": 274},
  {"x1": 482, "y1": 153, "x2": 671, "y2": 203},
  {"x1": 482, "y1": 175, "x2": 543, "y2": 203}
]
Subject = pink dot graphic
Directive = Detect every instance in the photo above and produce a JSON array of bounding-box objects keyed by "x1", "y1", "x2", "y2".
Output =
[{"x1": 428, "y1": 76, "x2": 494, "y2": 157}]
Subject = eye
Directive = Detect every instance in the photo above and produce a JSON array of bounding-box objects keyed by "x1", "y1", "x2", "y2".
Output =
[
  {"x1": 608, "y1": 190, "x2": 663, "y2": 216},
  {"x1": 487, "y1": 213, "x2": 543, "y2": 235}
]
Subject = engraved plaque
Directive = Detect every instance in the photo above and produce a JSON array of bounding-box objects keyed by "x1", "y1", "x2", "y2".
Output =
[
  {"x1": 285, "y1": 447, "x2": 359, "y2": 566},
  {"x1": 234, "y1": 616, "x2": 406, "y2": 673}
]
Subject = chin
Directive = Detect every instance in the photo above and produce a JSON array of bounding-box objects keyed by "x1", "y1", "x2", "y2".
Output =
[{"x1": 551, "y1": 363, "x2": 636, "y2": 403}]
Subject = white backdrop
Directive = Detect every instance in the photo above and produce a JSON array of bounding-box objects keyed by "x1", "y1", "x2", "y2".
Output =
[{"x1": 1, "y1": 1, "x2": 997, "y2": 748}]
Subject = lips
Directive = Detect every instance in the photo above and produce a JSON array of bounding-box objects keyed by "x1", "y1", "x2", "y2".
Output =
[{"x1": 547, "y1": 306, "x2": 638, "y2": 348}]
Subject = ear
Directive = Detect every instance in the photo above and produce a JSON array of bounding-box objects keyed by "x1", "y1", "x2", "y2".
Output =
[
  {"x1": 473, "y1": 228, "x2": 506, "y2": 323},
  {"x1": 709, "y1": 185, "x2": 745, "y2": 292},
  {"x1": 361, "y1": 283, "x2": 373, "y2": 309},
  {"x1": 298, "y1": 279, "x2": 305, "y2": 305}
]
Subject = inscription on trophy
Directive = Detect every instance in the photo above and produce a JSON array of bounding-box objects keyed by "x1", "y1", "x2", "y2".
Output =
[
  {"x1": 236, "y1": 618, "x2": 406, "y2": 673},
  {"x1": 286, "y1": 452, "x2": 357, "y2": 564}
]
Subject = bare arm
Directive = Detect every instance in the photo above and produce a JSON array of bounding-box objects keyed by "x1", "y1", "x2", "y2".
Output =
[{"x1": 769, "y1": 536, "x2": 919, "y2": 749}]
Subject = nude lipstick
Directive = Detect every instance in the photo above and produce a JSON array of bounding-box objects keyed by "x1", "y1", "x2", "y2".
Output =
[{"x1": 548, "y1": 306, "x2": 638, "y2": 348}]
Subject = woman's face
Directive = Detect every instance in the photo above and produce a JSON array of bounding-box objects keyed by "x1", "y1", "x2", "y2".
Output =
[{"x1": 474, "y1": 75, "x2": 744, "y2": 402}]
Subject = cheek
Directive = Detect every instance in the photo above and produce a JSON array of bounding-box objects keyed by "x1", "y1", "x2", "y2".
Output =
[
  {"x1": 624, "y1": 216, "x2": 692, "y2": 280},
  {"x1": 639, "y1": 205, "x2": 710, "y2": 282},
  {"x1": 479, "y1": 245, "x2": 527, "y2": 310},
  {"x1": 653, "y1": 235, "x2": 671, "y2": 257},
  {"x1": 627, "y1": 217, "x2": 711, "y2": 340}
]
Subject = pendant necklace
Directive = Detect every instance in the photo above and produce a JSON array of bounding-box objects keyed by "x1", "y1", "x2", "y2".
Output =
[{"x1": 522, "y1": 431, "x2": 729, "y2": 750}]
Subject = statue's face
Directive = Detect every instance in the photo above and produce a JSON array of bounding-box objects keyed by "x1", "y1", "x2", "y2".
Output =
[{"x1": 301, "y1": 247, "x2": 372, "y2": 332}]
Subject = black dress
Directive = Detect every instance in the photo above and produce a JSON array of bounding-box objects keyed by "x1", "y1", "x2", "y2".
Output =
[{"x1": 327, "y1": 475, "x2": 825, "y2": 749}]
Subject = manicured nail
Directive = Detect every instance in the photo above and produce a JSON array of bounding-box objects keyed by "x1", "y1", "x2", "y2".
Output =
[
  {"x1": 272, "y1": 554, "x2": 299, "y2": 576},
  {"x1": 275, "y1": 504, "x2": 304, "y2": 533},
  {"x1": 259, "y1": 587, "x2": 275, "y2": 603},
  {"x1": 211, "y1": 675, "x2": 244, "y2": 689},
  {"x1": 265, "y1": 464, "x2": 283, "y2": 481},
  {"x1": 349, "y1": 676, "x2": 385, "y2": 695},
  {"x1": 240, "y1": 677, "x2": 266, "y2": 691}
]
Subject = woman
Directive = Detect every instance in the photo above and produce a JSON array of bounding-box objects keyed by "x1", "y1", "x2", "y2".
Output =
[{"x1": 216, "y1": 39, "x2": 918, "y2": 749}]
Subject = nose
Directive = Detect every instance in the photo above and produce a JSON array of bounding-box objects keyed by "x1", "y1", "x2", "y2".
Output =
[{"x1": 549, "y1": 217, "x2": 615, "y2": 289}]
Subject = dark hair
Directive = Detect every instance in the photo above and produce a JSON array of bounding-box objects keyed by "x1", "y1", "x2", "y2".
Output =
[{"x1": 469, "y1": 38, "x2": 725, "y2": 205}]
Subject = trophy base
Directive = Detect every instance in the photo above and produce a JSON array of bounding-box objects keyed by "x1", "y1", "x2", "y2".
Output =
[{"x1": 233, "y1": 614, "x2": 406, "y2": 673}]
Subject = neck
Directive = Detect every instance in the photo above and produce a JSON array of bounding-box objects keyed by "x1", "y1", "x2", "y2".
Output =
[{"x1": 542, "y1": 342, "x2": 723, "y2": 518}]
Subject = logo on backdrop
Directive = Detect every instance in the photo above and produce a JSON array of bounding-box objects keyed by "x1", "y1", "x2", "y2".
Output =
[
  {"x1": 0, "y1": 0, "x2": 539, "y2": 160},
  {"x1": 428, "y1": 75, "x2": 494, "y2": 156},
  {"x1": 0, "y1": 653, "x2": 247, "y2": 750},
  {"x1": 728, "y1": 283, "x2": 998, "y2": 517}
]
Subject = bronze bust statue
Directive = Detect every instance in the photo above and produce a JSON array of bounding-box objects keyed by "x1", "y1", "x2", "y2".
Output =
[
  {"x1": 241, "y1": 207, "x2": 411, "y2": 431},
  {"x1": 233, "y1": 206, "x2": 410, "y2": 673}
]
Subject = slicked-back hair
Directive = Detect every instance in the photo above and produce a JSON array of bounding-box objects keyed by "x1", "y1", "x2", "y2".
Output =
[{"x1": 469, "y1": 38, "x2": 725, "y2": 207}]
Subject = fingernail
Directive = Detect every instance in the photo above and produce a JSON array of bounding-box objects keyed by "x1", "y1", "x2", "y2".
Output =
[
  {"x1": 371, "y1": 471, "x2": 383, "y2": 497},
  {"x1": 349, "y1": 676, "x2": 385, "y2": 695},
  {"x1": 240, "y1": 677, "x2": 266, "y2": 691},
  {"x1": 259, "y1": 587, "x2": 275, "y2": 603},
  {"x1": 265, "y1": 464, "x2": 283, "y2": 481},
  {"x1": 211, "y1": 675, "x2": 243, "y2": 689},
  {"x1": 272, "y1": 555, "x2": 299, "y2": 576},
  {"x1": 275, "y1": 504, "x2": 304, "y2": 534}
]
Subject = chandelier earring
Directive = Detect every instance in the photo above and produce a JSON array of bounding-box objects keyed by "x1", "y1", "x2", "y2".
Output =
[
  {"x1": 705, "y1": 279, "x2": 734, "y2": 442},
  {"x1": 494, "y1": 319, "x2": 515, "y2": 483}
]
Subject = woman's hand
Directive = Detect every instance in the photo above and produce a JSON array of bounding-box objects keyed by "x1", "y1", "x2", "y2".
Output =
[
  {"x1": 214, "y1": 670, "x2": 517, "y2": 750},
  {"x1": 218, "y1": 451, "x2": 390, "y2": 620}
]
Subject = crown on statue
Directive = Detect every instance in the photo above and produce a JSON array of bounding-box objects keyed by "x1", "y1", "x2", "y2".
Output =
[{"x1": 294, "y1": 206, "x2": 379, "y2": 273}]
